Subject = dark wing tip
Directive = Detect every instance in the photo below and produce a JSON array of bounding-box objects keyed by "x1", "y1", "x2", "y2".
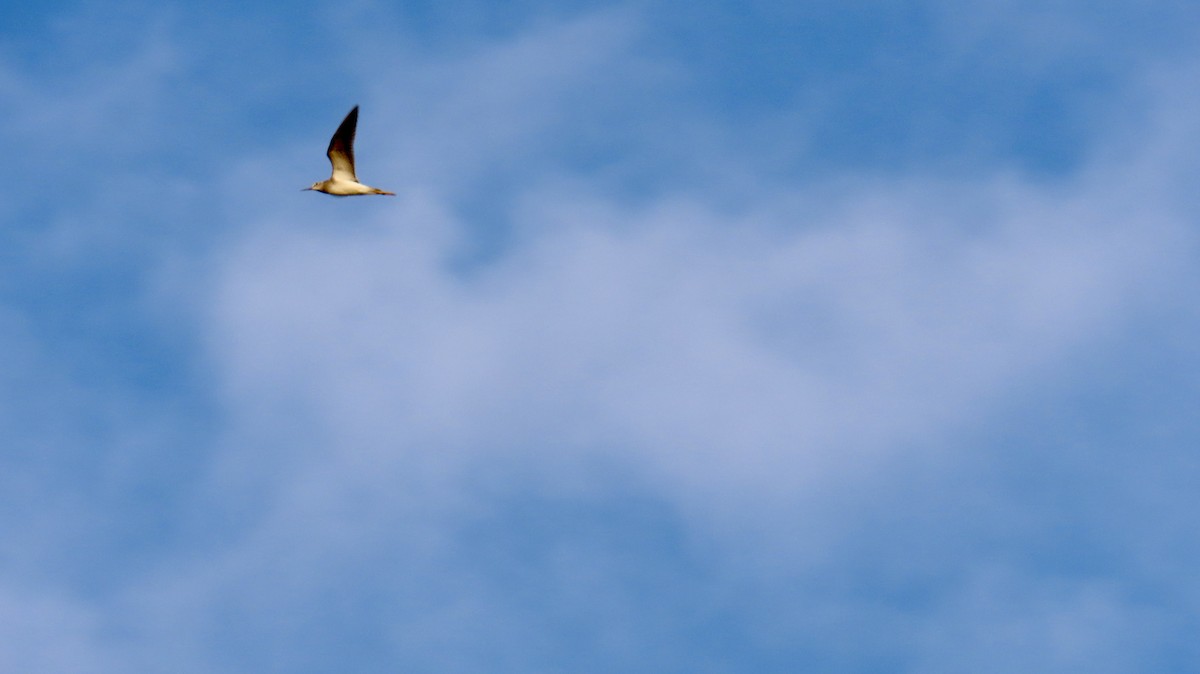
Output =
[
  {"x1": 340, "y1": 106, "x2": 359, "y2": 133},
  {"x1": 327, "y1": 105, "x2": 360, "y2": 161}
]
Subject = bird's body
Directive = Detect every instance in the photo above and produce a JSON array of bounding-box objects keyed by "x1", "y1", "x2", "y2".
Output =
[
  {"x1": 304, "y1": 106, "x2": 394, "y2": 196},
  {"x1": 309, "y1": 177, "x2": 393, "y2": 196}
]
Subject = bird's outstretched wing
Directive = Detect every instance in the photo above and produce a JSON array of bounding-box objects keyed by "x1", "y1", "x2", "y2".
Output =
[{"x1": 326, "y1": 106, "x2": 359, "y2": 182}]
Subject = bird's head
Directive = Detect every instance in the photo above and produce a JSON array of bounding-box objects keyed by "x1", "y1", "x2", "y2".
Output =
[{"x1": 302, "y1": 182, "x2": 321, "y2": 192}]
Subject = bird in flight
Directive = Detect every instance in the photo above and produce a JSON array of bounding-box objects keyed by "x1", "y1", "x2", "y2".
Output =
[{"x1": 304, "y1": 105, "x2": 395, "y2": 196}]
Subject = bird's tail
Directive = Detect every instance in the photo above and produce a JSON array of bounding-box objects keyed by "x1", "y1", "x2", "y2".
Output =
[{"x1": 372, "y1": 189, "x2": 396, "y2": 196}]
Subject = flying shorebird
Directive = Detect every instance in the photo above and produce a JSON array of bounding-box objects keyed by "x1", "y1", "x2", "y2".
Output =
[{"x1": 303, "y1": 105, "x2": 395, "y2": 196}]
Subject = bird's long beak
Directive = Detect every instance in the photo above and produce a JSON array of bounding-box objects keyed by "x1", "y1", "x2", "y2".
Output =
[{"x1": 301, "y1": 187, "x2": 313, "y2": 191}]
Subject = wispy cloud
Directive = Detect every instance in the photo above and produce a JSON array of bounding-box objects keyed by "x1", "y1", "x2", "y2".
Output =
[{"x1": 3, "y1": 2, "x2": 1200, "y2": 671}]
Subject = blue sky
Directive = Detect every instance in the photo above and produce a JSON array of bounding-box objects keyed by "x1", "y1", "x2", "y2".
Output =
[{"x1": 3, "y1": 1, "x2": 1200, "y2": 671}]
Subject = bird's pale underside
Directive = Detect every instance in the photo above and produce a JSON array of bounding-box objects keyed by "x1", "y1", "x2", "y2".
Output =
[{"x1": 304, "y1": 105, "x2": 395, "y2": 196}]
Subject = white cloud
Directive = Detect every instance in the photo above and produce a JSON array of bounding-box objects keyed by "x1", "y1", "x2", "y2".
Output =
[
  {"x1": 168, "y1": 11, "x2": 1200, "y2": 667},
  {"x1": 206, "y1": 154, "x2": 1189, "y2": 528},
  {"x1": 4, "y1": 4, "x2": 1200, "y2": 670}
]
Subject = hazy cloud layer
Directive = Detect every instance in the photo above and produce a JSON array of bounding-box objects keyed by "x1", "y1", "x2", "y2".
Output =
[{"x1": 3, "y1": 3, "x2": 1200, "y2": 672}]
